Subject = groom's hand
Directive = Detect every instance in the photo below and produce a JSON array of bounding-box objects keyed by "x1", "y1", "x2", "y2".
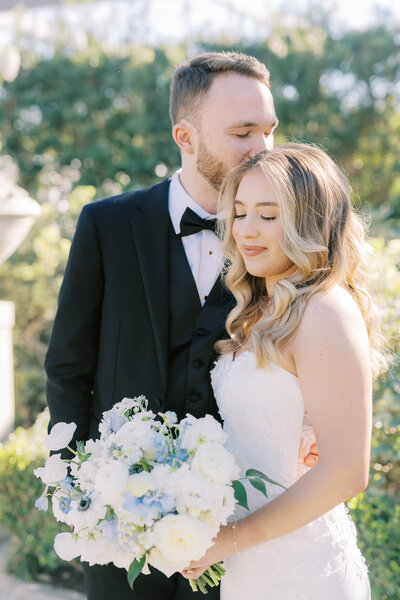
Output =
[{"x1": 304, "y1": 443, "x2": 319, "y2": 467}]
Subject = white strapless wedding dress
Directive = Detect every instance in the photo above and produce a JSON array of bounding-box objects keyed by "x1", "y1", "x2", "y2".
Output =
[{"x1": 211, "y1": 351, "x2": 371, "y2": 600}]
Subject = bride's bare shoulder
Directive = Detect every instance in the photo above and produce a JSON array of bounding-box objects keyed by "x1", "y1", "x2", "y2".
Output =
[
  {"x1": 293, "y1": 285, "x2": 368, "y2": 352},
  {"x1": 305, "y1": 285, "x2": 363, "y2": 319}
]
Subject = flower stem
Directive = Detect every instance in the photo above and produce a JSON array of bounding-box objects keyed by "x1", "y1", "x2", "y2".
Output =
[{"x1": 189, "y1": 563, "x2": 225, "y2": 594}]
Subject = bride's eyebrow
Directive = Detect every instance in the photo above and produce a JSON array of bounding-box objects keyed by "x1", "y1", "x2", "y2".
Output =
[{"x1": 234, "y1": 200, "x2": 278, "y2": 206}]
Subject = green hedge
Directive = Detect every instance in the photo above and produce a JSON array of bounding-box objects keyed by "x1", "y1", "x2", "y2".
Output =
[
  {"x1": 348, "y1": 492, "x2": 400, "y2": 600},
  {"x1": 0, "y1": 410, "x2": 82, "y2": 586}
]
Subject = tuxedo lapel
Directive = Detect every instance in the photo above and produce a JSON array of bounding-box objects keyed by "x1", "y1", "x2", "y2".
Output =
[{"x1": 130, "y1": 180, "x2": 170, "y2": 393}]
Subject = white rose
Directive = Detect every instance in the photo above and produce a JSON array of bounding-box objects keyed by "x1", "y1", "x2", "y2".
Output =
[
  {"x1": 95, "y1": 461, "x2": 129, "y2": 505},
  {"x1": 202, "y1": 514, "x2": 221, "y2": 538},
  {"x1": 34, "y1": 454, "x2": 68, "y2": 485},
  {"x1": 54, "y1": 532, "x2": 84, "y2": 561},
  {"x1": 147, "y1": 546, "x2": 187, "y2": 578},
  {"x1": 44, "y1": 422, "x2": 77, "y2": 451},
  {"x1": 152, "y1": 514, "x2": 212, "y2": 564},
  {"x1": 172, "y1": 466, "x2": 215, "y2": 515},
  {"x1": 180, "y1": 414, "x2": 227, "y2": 451},
  {"x1": 125, "y1": 471, "x2": 153, "y2": 497},
  {"x1": 191, "y1": 442, "x2": 240, "y2": 484},
  {"x1": 218, "y1": 484, "x2": 237, "y2": 523}
]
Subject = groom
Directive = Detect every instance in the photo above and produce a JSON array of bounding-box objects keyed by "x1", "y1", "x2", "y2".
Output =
[{"x1": 45, "y1": 51, "x2": 317, "y2": 600}]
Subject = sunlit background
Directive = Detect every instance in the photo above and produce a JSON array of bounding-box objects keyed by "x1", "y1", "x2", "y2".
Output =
[{"x1": 0, "y1": 1, "x2": 399, "y2": 598}]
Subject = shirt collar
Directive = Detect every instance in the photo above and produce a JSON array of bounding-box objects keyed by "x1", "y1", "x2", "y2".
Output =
[{"x1": 168, "y1": 170, "x2": 217, "y2": 235}]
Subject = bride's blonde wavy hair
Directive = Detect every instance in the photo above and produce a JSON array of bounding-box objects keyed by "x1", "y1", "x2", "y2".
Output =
[{"x1": 216, "y1": 142, "x2": 387, "y2": 379}]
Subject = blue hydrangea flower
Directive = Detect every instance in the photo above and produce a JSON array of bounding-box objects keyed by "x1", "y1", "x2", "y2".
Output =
[
  {"x1": 59, "y1": 496, "x2": 72, "y2": 514},
  {"x1": 99, "y1": 410, "x2": 127, "y2": 436}
]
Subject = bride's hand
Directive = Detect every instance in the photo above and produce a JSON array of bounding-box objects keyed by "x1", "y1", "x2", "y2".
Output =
[{"x1": 180, "y1": 524, "x2": 234, "y2": 579}]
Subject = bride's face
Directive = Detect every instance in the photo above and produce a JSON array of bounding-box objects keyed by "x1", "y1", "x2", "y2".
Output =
[{"x1": 232, "y1": 168, "x2": 296, "y2": 288}]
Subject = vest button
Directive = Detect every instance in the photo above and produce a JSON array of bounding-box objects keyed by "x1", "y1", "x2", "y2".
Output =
[
  {"x1": 189, "y1": 393, "x2": 200, "y2": 403},
  {"x1": 193, "y1": 359, "x2": 203, "y2": 369},
  {"x1": 197, "y1": 327, "x2": 207, "y2": 336},
  {"x1": 154, "y1": 397, "x2": 163, "y2": 409}
]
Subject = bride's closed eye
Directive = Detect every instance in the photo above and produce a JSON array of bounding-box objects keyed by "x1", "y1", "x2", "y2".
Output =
[{"x1": 233, "y1": 214, "x2": 277, "y2": 221}]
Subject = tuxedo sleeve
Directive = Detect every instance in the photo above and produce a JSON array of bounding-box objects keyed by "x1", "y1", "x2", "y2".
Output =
[{"x1": 44, "y1": 203, "x2": 104, "y2": 449}]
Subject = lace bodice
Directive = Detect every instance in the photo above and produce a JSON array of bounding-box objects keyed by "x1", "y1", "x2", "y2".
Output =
[{"x1": 211, "y1": 351, "x2": 315, "y2": 505}]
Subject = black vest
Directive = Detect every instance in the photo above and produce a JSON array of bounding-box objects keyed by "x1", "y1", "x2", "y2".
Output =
[{"x1": 166, "y1": 222, "x2": 233, "y2": 421}]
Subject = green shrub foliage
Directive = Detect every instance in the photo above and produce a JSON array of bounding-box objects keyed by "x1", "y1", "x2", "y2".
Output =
[
  {"x1": 348, "y1": 492, "x2": 400, "y2": 600},
  {"x1": 0, "y1": 411, "x2": 82, "y2": 584}
]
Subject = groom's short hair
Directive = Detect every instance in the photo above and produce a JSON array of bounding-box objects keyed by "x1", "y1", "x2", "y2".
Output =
[{"x1": 169, "y1": 51, "x2": 270, "y2": 125}]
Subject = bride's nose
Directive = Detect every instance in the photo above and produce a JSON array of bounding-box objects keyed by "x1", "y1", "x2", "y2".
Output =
[{"x1": 238, "y1": 214, "x2": 259, "y2": 238}]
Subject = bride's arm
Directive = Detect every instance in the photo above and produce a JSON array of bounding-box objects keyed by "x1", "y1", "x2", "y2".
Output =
[{"x1": 184, "y1": 288, "x2": 372, "y2": 575}]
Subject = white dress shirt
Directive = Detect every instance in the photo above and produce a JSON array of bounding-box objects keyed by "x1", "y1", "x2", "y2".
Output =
[{"x1": 168, "y1": 171, "x2": 223, "y2": 306}]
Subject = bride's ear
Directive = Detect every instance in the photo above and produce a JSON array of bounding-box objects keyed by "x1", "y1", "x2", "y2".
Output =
[{"x1": 172, "y1": 120, "x2": 196, "y2": 156}]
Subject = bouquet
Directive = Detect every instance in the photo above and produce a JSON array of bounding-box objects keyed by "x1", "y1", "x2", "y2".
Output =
[{"x1": 34, "y1": 396, "x2": 280, "y2": 593}]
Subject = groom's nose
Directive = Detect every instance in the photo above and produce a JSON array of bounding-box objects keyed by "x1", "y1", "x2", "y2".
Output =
[{"x1": 247, "y1": 134, "x2": 273, "y2": 159}]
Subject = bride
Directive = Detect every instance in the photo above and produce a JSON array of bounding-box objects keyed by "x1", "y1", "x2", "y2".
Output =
[{"x1": 181, "y1": 142, "x2": 386, "y2": 598}]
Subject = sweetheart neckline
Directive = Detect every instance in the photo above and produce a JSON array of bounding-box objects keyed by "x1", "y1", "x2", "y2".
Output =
[{"x1": 227, "y1": 350, "x2": 299, "y2": 382}]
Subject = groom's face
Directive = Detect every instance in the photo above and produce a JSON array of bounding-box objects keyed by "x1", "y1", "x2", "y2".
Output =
[{"x1": 195, "y1": 73, "x2": 278, "y2": 191}]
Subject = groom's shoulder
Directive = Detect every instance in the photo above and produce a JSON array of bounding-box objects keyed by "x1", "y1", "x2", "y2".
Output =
[{"x1": 83, "y1": 178, "x2": 171, "y2": 223}]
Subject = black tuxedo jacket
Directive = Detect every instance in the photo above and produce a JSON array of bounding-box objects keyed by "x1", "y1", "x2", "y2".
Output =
[{"x1": 45, "y1": 179, "x2": 232, "y2": 449}]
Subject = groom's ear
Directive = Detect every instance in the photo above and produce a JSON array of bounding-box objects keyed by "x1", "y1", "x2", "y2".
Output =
[{"x1": 172, "y1": 120, "x2": 196, "y2": 156}]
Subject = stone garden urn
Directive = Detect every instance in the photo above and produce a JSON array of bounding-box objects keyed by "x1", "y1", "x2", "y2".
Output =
[{"x1": 0, "y1": 175, "x2": 41, "y2": 441}]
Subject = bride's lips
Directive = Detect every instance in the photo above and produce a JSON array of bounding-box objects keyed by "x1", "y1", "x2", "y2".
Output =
[{"x1": 242, "y1": 245, "x2": 267, "y2": 257}]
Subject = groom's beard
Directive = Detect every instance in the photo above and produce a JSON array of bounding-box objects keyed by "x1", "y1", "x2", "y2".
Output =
[{"x1": 196, "y1": 140, "x2": 230, "y2": 192}]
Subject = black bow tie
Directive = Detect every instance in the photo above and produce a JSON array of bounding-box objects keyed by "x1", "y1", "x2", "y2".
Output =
[{"x1": 179, "y1": 207, "x2": 217, "y2": 237}]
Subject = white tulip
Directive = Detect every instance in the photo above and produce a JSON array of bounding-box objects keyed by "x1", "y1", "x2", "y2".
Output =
[
  {"x1": 44, "y1": 422, "x2": 77, "y2": 451},
  {"x1": 34, "y1": 454, "x2": 68, "y2": 485},
  {"x1": 54, "y1": 532, "x2": 83, "y2": 561},
  {"x1": 80, "y1": 536, "x2": 116, "y2": 566}
]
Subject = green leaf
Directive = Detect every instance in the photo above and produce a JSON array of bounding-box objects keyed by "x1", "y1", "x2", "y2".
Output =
[
  {"x1": 232, "y1": 480, "x2": 249, "y2": 510},
  {"x1": 249, "y1": 477, "x2": 268, "y2": 497},
  {"x1": 245, "y1": 469, "x2": 286, "y2": 490},
  {"x1": 127, "y1": 556, "x2": 146, "y2": 589}
]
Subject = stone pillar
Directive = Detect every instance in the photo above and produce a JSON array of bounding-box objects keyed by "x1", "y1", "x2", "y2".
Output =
[{"x1": 0, "y1": 301, "x2": 15, "y2": 442}]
